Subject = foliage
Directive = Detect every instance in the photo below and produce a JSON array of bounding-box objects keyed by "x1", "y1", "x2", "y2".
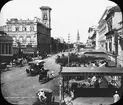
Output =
[{"x1": 55, "y1": 53, "x2": 106, "y2": 67}]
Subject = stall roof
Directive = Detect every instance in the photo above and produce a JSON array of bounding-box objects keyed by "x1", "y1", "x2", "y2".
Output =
[{"x1": 61, "y1": 67, "x2": 123, "y2": 76}]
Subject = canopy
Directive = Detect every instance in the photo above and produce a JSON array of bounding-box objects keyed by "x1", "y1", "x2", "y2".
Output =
[{"x1": 61, "y1": 67, "x2": 123, "y2": 76}]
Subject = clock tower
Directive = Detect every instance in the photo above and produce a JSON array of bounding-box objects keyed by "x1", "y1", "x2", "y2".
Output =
[{"x1": 40, "y1": 6, "x2": 52, "y2": 28}]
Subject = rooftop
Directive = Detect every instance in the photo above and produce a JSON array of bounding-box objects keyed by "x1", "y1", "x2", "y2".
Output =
[{"x1": 40, "y1": 6, "x2": 52, "y2": 10}]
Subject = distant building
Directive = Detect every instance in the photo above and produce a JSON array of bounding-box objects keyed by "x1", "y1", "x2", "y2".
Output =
[
  {"x1": 0, "y1": 30, "x2": 13, "y2": 63},
  {"x1": 2, "y1": 6, "x2": 52, "y2": 56},
  {"x1": 88, "y1": 26, "x2": 97, "y2": 48}
]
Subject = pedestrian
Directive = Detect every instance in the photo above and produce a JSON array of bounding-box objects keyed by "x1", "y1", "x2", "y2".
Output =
[
  {"x1": 113, "y1": 91, "x2": 120, "y2": 103},
  {"x1": 70, "y1": 89, "x2": 74, "y2": 100}
]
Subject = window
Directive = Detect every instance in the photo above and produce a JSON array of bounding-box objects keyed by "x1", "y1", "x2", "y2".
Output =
[
  {"x1": 30, "y1": 26, "x2": 34, "y2": 31},
  {"x1": 43, "y1": 13, "x2": 48, "y2": 20},
  {"x1": 8, "y1": 26, "x2": 12, "y2": 31},
  {"x1": 22, "y1": 26, "x2": 27, "y2": 31},
  {"x1": 15, "y1": 27, "x2": 19, "y2": 31},
  {"x1": 13, "y1": 37, "x2": 16, "y2": 43},
  {"x1": 33, "y1": 36, "x2": 37, "y2": 42},
  {"x1": 107, "y1": 18, "x2": 112, "y2": 32},
  {"x1": 26, "y1": 36, "x2": 31, "y2": 44},
  {"x1": 19, "y1": 36, "x2": 23, "y2": 43}
]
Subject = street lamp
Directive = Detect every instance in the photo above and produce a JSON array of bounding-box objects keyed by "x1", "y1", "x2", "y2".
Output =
[
  {"x1": 68, "y1": 34, "x2": 70, "y2": 67},
  {"x1": 59, "y1": 65, "x2": 63, "y2": 105},
  {"x1": 50, "y1": 44, "x2": 52, "y2": 54}
]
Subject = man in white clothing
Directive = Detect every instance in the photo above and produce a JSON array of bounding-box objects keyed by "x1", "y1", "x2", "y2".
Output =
[
  {"x1": 37, "y1": 90, "x2": 47, "y2": 101},
  {"x1": 113, "y1": 91, "x2": 120, "y2": 103}
]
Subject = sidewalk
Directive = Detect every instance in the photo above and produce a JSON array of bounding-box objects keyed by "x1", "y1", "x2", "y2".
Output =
[{"x1": 72, "y1": 97, "x2": 113, "y2": 105}]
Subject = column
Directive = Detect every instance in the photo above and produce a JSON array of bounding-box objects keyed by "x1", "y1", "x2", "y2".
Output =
[
  {"x1": 0, "y1": 43, "x2": 2, "y2": 54},
  {"x1": 11, "y1": 44, "x2": 13, "y2": 54},
  {"x1": 7, "y1": 44, "x2": 9, "y2": 54},
  {"x1": 4, "y1": 44, "x2": 6, "y2": 54}
]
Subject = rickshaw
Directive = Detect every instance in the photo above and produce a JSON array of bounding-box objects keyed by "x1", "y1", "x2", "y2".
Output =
[
  {"x1": 36, "y1": 88, "x2": 55, "y2": 105},
  {"x1": 39, "y1": 68, "x2": 54, "y2": 84},
  {"x1": 26, "y1": 60, "x2": 45, "y2": 76}
]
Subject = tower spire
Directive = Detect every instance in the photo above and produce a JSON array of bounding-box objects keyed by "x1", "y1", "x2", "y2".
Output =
[{"x1": 77, "y1": 30, "x2": 80, "y2": 42}]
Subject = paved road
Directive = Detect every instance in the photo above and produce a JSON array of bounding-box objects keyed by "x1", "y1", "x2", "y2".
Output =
[{"x1": 1, "y1": 54, "x2": 61, "y2": 105}]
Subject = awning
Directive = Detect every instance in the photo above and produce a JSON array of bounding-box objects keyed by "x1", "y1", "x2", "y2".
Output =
[
  {"x1": 23, "y1": 52, "x2": 34, "y2": 54},
  {"x1": 61, "y1": 67, "x2": 123, "y2": 76}
]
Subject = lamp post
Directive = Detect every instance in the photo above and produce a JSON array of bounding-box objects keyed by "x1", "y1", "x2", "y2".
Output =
[
  {"x1": 50, "y1": 44, "x2": 52, "y2": 54},
  {"x1": 68, "y1": 34, "x2": 70, "y2": 67},
  {"x1": 59, "y1": 65, "x2": 63, "y2": 105}
]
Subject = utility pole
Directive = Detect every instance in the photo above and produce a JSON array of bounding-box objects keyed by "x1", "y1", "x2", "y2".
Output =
[
  {"x1": 59, "y1": 65, "x2": 63, "y2": 105},
  {"x1": 68, "y1": 34, "x2": 70, "y2": 67}
]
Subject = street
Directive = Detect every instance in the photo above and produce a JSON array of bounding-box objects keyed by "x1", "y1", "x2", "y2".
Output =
[
  {"x1": 1, "y1": 54, "x2": 61, "y2": 105},
  {"x1": 1, "y1": 52, "x2": 115, "y2": 105}
]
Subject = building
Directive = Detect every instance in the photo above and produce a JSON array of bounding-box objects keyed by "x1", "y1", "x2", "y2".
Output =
[
  {"x1": 117, "y1": 20, "x2": 123, "y2": 66},
  {"x1": 2, "y1": 6, "x2": 52, "y2": 56},
  {"x1": 97, "y1": 7, "x2": 111, "y2": 51},
  {"x1": 0, "y1": 29, "x2": 13, "y2": 64},
  {"x1": 105, "y1": 6, "x2": 122, "y2": 66},
  {"x1": 105, "y1": 6, "x2": 122, "y2": 53}
]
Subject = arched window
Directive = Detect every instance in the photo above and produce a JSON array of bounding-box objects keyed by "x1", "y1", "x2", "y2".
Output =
[
  {"x1": 13, "y1": 36, "x2": 16, "y2": 43},
  {"x1": 30, "y1": 26, "x2": 34, "y2": 31},
  {"x1": 26, "y1": 36, "x2": 31, "y2": 44},
  {"x1": 22, "y1": 26, "x2": 27, "y2": 31},
  {"x1": 19, "y1": 36, "x2": 23, "y2": 43},
  {"x1": 33, "y1": 35, "x2": 37, "y2": 42}
]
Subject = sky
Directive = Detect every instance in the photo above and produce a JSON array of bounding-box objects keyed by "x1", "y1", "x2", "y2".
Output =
[{"x1": 0, "y1": 0, "x2": 117, "y2": 43}]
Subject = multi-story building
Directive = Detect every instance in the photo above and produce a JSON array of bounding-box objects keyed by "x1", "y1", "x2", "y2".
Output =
[
  {"x1": 105, "y1": 6, "x2": 122, "y2": 53},
  {"x1": 97, "y1": 7, "x2": 111, "y2": 51},
  {"x1": 105, "y1": 6, "x2": 122, "y2": 66},
  {"x1": 117, "y1": 20, "x2": 123, "y2": 66},
  {"x1": 2, "y1": 6, "x2": 52, "y2": 56}
]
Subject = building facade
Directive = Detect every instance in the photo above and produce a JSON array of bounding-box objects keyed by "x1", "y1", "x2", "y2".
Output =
[
  {"x1": 0, "y1": 30, "x2": 13, "y2": 63},
  {"x1": 97, "y1": 7, "x2": 110, "y2": 51},
  {"x1": 105, "y1": 6, "x2": 122, "y2": 53},
  {"x1": 117, "y1": 20, "x2": 123, "y2": 66},
  {"x1": 105, "y1": 6, "x2": 123, "y2": 66},
  {"x1": 2, "y1": 6, "x2": 52, "y2": 56}
]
